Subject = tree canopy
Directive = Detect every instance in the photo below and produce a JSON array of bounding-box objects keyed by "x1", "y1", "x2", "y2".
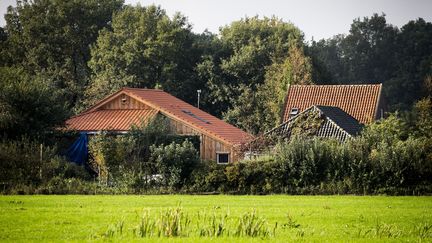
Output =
[{"x1": 0, "y1": 2, "x2": 431, "y2": 138}]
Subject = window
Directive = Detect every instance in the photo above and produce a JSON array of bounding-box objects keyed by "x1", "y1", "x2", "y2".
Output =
[
  {"x1": 181, "y1": 109, "x2": 211, "y2": 124},
  {"x1": 290, "y1": 107, "x2": 299, "y2": 116},
  {"x1": 217, "y1": 152, "x2": 229, "y2": 164},
  {"x1": 121, "y1": 95, "x2": 128, "y2": 105}
]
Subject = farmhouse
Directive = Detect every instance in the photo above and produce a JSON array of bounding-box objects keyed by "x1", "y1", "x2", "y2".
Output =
[
  {"x1": 66, "y1": 88, "x2": 253, "y2": 163},
  {"x1": 267, "y1": 84, "x2": 384, "y2": 141},
  {"x1": 283, "y1": 84, "x2": 384, "y2": 124},
  {"x1": 268, "y1": 105, "x2": 363, "y2": 142}
]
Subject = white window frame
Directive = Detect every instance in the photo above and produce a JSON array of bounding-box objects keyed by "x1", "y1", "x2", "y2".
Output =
[
  {"x1": 216, "y1": 152, "x2": 230, "y2": 164},
  {"x1": 290, "y1": 107, "x2": 299, "y2": 116}
]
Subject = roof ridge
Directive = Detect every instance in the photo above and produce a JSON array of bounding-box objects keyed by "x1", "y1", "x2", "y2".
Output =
[
  {"x1": 122, "y1": 87, "x2": 164, "y2": 91},
  {"x1": 123, "y1": 88, "x2": 253, "y2": 145},
  {"x1": 290, "y1": 83, "x2": 382, "y2": 87}
]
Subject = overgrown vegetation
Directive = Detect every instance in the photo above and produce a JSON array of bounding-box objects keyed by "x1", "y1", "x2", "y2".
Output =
[
  {"x1": 0, "y1": 1, "x2": 431, "y2": 195},
  {"x1": 94, "y1": 207, "x2": 275, "y2": 239},
  {"x1": 0, "y1": 98, "x2": 431, "y2": 195}
]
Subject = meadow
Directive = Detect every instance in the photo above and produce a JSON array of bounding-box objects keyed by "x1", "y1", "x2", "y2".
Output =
[{"x1": 0, "y1": 195, "x2": 431, "y2": 242}]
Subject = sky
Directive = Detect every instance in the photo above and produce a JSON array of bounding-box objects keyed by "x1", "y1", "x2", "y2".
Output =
[{"x1": 1, "y1": 0, "x2": 431, "y2": 41}]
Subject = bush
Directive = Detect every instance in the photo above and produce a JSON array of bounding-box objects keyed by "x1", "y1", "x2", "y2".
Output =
[
  {"x1": 88, "y1": 132, "x2": 135, "y2": 184},
  {"x1": 0, "y1": 138, "x2": 60, "y2": 186},
  {"x1": 150, "y1": 140, "x2": 199, "y2": 190}
]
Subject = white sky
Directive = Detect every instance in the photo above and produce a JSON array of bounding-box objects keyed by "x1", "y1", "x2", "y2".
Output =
[{"x1": 1, "y1": 0, "x2": 431, "y2": 41}]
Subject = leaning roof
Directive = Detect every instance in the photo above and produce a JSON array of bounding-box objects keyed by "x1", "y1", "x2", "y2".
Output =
[
  {"x1": 66, "y1": 88, "x2": 253, "y2": 146},
  {"x1": 268, "y1": 105, "x2": 363, "y2": 141},
  {"x1": 283, "y1": 84, "x2": 382, "y2": 124}
]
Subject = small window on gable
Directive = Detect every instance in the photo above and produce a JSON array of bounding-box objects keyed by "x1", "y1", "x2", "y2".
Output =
[
  {"x1": 290, "y1": 107, "x2": 299, "y2": 116},
  {"x1": 217, "y1": 152, "x2": 229, "y2": 164},
  {"x1": 121, "y1": 95, "x2": 128, "y2": 105}
]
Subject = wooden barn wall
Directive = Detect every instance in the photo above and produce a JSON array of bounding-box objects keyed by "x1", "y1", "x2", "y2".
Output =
[
  {"x1": 101, "y1": 95, "x2": 150, "y2": 110},
  {"x1": 168, "y1": 117, "x2": 235, "y2": 162}
]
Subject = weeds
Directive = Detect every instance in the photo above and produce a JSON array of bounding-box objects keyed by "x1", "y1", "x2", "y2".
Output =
[
  {"x1": 372, "y1": 222, "x2": 402, "y2": 238},
  {"x1": 415, "y1": 222, "x2": 432, "y2": 239},
  {"x1": 283, "y1": 213, "x2": 301, "y2": 229},
  {"x1": 234, "y1": 210, "x2": 273, "y2": 237},
  {"x1": 98, "y1": 207, "x2": 278, "y2": 239},
  {"x1": 357, "y1": 222, "x2": 402, "y2": 238},
  {"x1": 93, "y1": 218, "x2": 125, "y2": 239},
  {"x1": 157, "y1": 207, "x2": 190, "y2": 237},
  {"x1": 134, "y1": 210, "x2": 155, "y2": 237},
  {"x1": 198, "y1": 211, "x2": 229, "y2": 237}
]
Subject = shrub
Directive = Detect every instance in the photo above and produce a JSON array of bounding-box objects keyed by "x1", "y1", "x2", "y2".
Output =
[
  {"x1": 87, "y1": 132, "x2": 135, "y2": 184},
  {"x1": 0, "y1": 137, "x2": 61, "y2": 186},
  {"x1": 150, "y1": 140, "x2": 199, "y2": 190}
]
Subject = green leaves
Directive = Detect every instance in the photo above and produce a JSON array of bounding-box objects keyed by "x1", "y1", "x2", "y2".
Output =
[
  {"x1": 0, "y1": 67, "x2": 69, "y2": 139},
  {"x1": 150, "y1": 140, "x2": 199, "y2": 190},
  {"x1": 84, "y1": 5, "x2": 202, "y2": 109}
]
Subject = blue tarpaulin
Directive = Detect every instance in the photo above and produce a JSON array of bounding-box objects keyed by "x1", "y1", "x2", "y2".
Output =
[{"x1": 66, "y1": 132, "x2": 88, "y2": 165}]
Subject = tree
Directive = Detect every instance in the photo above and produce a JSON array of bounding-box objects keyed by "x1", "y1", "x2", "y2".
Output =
[
  {"x1": 197, "y1": 16, "x2": 304, "y2": 118},
  {"x1": 340, "y1": 13, "x2": 399, "y2": 83},
  {"x1": 259, "y1": 44, "x2": 313, "y2": 131},
  {"x1": 223, "y1": 85, "x2": 264, "y2": 134},
  {"x1": 0, "y1": 67, "x2": 69, "y2": 139},
  {"x1": 82, "y1": 5, "x2": 204, "y2": 109},
  {"x1": 386, "y1": 18, "x2": 432, "y2": 111},
  {"x1": 2, "y1": 0, "x2": 123, "y2": 107},
  {"x1": 0, "y1": 27, "x2": 8, "y2": 66},
  {"x1": 307, "y1": 35, "x2": 345, "y2": 84},
  {"x1": 307, "y1": 14, "x2": 432, "y2": 111}
]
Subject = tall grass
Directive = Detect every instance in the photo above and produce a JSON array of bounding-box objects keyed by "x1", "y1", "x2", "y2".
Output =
[
  {"x1": 234, "y1": 210, "x2": 274, "y2": 237},
  {"x1": 98, "y1": 207, "x2": 276, "y2": 239},
  {"x1": 197, "y1": 211, "x2": 229, "y2": 237},
  {"x1": 157, "y1": 207, "x2": 191, "y2": 237}
]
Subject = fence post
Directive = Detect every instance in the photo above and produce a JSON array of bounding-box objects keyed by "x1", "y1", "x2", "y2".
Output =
[{"x1": 39, "y1": 143, "x2": 43, "y2": 179}]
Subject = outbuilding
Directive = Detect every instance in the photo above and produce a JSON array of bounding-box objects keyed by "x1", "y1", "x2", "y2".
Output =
[{"x1": 66, "y1": 88, "x2": 253, "y2": 163}]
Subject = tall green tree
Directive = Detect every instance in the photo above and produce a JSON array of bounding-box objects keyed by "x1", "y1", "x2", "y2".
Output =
[
  {"x1": 2, "y1": 0, "x2": 123, "y2": 107},
  {"x1": 83, "y1": 5, "x2": 204, "y2": 109},
  {"x1": 0, "y1": 67, "x2": 69, "y2": 139},
  {"x1": 197, "y1": 16, "x2": 304, "y2": 122},
  {"x1": 224, "y1": 44, "x2": 313, "y2": 134},
  {"x1": 340, "y1": 13, "x2": 399, "y2": 83},
  {"x1": 197, "y1": 16, "x2": 303, "y2": 133},
  {"x1": 308, "y1": 14, "x2": 432, "y2": 111},
  {"x1": 260, "y1": 44, "x2": 313, "y2": 130},
  {"x1": 386, "y1": 18, "x2": 432, "y2": 110}
]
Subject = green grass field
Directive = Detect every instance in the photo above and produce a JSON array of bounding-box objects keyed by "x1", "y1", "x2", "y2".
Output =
[{"x1": 0, "y1": 195, "x2": 431, "y2": 242}]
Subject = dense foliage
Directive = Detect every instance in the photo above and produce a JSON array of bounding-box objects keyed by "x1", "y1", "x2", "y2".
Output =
[
  {"x1": 1, "y1": 98, "x2": 430, "y2": 195},
  {"x1": 307, "y1": 13, "x2": 432, "y2": 111},
  {"x1": 0, "y1": 1, "x2": 431, "y2": 195}
]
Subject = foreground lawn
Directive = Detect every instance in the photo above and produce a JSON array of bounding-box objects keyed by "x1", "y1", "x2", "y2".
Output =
[{"x1": 0, "y1": 195, "x2": 431, "y2": 242}]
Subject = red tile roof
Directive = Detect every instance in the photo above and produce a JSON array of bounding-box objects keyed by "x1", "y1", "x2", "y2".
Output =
[
  {"x1": 283, "y1": 84, "x2": 382, "y2": 124},
  {"x1": 66, "y1": 109, "x2": 157, "y2": 131},
  {"x1": 66, "y1": 88, "x2": 253, "y2": 145}
]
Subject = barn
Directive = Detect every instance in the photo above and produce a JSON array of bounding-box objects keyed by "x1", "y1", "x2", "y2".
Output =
[{"x1": 66, "y1": 88, "x2": 253, "y2": 163}]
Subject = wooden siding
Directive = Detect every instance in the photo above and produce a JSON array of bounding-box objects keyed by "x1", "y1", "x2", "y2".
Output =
[
  {"x1": 95, "y1": 94, "x2": 240, "y2": 162},
  {"x1": 101, "y1": 95, "x2": 150, "y2": 110},
  {"x1": 168, "y1": 117, "x2": 236, "y2": 162}
]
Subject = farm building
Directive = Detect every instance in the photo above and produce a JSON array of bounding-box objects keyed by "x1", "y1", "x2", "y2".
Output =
[
  {"x1": 248, "y1": 84, "x2": 384, "y2": 149},
  {"x1": 283, "y1": 84, "x2": 384, "y2": 124},
  {"x1": 267, "y1": 105, "x2": 363, "y2": 142},
  {"x1": 66, "y1": 88, "x2": 253, "y2": 163},
  {"x1": 274, "y1": 84, "x2": 384, "y2": 140}
]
